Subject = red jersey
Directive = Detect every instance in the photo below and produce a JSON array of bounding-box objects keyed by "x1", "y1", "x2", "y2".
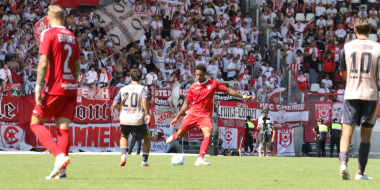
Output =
[
  {"x1": 294, "y1": 75, "x2": 308, "y2": 91},
  {"x1": 39, "y1": 26, "x2": 80, "y2": 95},
  {"x1": 323, "y1": 59, "x2": 335, "y2": 73},
  {"x1": 186, "y1": 79, "x2": 227, "y2": 117},
  {"x1": 246, "y1": 57, "x2": 256, "y2": 63}
]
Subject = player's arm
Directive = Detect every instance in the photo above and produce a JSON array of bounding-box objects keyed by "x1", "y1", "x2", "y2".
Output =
[
  {"x1": 36, "y1": 55, "x2": 48, "y2": 87},
  {"x1": 73, "y1": 59, "x2": 81, "y2": 82},
  {"x1": 225, "y1": 88, "x2": 254, "y2": 101},
  {"x1": 112, "y1": 89, "x2": 122, "y2": 112},
  {"x1": 142, "y1": 87, "x2": 150, "y2": 124},
  {"x1": 339, "y1": 48, "x2": 347, "y2": 80}
]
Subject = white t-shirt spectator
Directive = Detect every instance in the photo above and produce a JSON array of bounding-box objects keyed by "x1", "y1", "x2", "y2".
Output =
[
  {"x1": 98, "y1": 72, "x2": 111, "y2": 83},
  {"x1": 318, "y1": 87, "x2": 330, "y2": 101},
  {"x1": 0, "y1": 68, "x2": 11, "y2": 82},
  {"x1": 257, "y1": 88, "x2": 267, "y2": 102},
  {"x1": 207, "y1": 64, "x2": 219, "y2": 79},
  {"x1": 335, "y1": 29, "x2": 347, "y2": 38},
  {"x1": 85, "y1": 70, "x2": 98, "y2": 84},
  {"x1": 321, "y1": 79, "x2": 333, "y2": 88},
  {"x1": 227, "y1": 63, "x2": 237, "y2": 78},
  {"x1": 315, "y1": 6, "x2": 327, "y2": 17},
  {"x1": 335, "y1": 89, "x2": 345, "y2": 102},
  {"x1": 326, "y1": 8, "x2": 337, "y2": 17},
  {"x1": 146, "y1": 73, "x2": 157, "y2": 85}
]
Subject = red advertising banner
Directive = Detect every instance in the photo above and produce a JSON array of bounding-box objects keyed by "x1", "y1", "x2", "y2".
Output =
[{"x1": 0, "y1": 96, "x2": 19, "y2": 122}]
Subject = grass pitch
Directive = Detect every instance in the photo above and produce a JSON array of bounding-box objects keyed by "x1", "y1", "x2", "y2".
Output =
[{"x1": 0, "y1": 154, "x2": 379, "y2": 190}]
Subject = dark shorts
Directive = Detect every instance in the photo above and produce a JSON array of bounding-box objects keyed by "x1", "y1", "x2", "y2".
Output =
[
  {"x1": 86, "y1": 83, "x2": 94, "y2": 87},
  {"x1": 100, "y1": 82, "x2": 108, "y2": 88},
  {"x1": 342, "y1": 100, "x2": 378, "y2": 128},
  {"x1": 0, "y1": 78, "x2": 4, "y2": 83},
  {"x1": 120, "y1": 124, "x2": 149, "y2": 139}
]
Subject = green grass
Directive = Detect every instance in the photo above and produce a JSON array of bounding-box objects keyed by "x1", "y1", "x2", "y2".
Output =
[{"x1": 0, "y1": 154, "x2": 379, "y2": 190}]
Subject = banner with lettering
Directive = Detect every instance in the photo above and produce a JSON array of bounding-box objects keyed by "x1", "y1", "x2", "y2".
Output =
[{"x1": 216, "y1": 100, "x2": 257, "y2": 149}]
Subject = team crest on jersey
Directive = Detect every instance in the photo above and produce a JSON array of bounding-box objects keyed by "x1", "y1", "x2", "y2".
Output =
[{"x1": 207, "y1": 84, "x2": 211, "y2": 89}]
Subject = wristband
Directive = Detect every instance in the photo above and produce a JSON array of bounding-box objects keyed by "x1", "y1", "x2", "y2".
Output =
[
  {"x1": 242, "y1": 95, "x2": 247, "y2": 100},
  {"x1": 35, "y1": 85, "x2": 42, "y2": 92}
]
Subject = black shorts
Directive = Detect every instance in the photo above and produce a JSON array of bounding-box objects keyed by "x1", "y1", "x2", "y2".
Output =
[
  {"x1": 0, "y1": 78, "x2": 4, "y2": 83},
  {"x1": 342, "y1": 100, "x2": 378, "y2": 128},
  {"x1": 120, "y1": 124, "x2": 149, "y2": 139},
  {"x1": 100, "y1": 82, "x2": 108, "y2": 88}
]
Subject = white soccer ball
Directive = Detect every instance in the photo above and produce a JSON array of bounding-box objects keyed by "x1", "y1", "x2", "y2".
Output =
[{"x1": 171, "y1": 155, "x2": 185, "y2": 165}]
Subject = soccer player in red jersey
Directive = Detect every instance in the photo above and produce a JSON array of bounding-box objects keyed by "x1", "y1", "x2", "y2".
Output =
[
  {"x1": 166, "y1": 65, "x2": 254, "y2": 166},
  {"x1": 30, "y1": 5, "x2": 81, "y2": 179}
]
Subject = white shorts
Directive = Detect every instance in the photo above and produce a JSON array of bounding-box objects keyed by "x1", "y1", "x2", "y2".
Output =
[{"x1": 167, "y1": 95, "x2": 179, "y2": 105}]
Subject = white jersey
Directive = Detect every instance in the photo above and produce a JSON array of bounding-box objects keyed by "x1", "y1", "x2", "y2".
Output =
[
  {"x1": 85, "y1": 70, "x2": 98, "y2": 84},
  {"x1": 339, "y1": 39, "x2": 380, "y2": 101},
  {"x1": 114, "y1": 84, "x2": 149, "y2": 125}
]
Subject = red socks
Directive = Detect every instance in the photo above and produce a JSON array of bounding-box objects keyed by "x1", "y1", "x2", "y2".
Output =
[
  {"x1": 172, "y1": 132, "x2": 178, "y2": 140},
  {"x1": 30, "y1": 124, "x2": 63, "y2": 157},
  {"x1": 199, "y1": 137, "x2": 210, "y2": 158},
  {"x1": 56, "y1": 129, "x2": 70, "y2": 156}
]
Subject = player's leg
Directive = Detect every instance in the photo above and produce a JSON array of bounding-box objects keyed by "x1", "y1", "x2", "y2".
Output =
[
  {"x1": 141, "y1": 125, "x2": 151, "y2": 167},
  {"x1": 136, "y1": 136, "x2": 142, "y2": 155},
  {"x1": 55, "y1": 117, "x2": 71, "y2": 179},
  {"x1": 356, "y1": 102, "x2": 377, "y2": 180},
  {"x1": 195, "y1": 126, "x2": 212, "y2": 166},
  {"x1": 128, "y1": 134, "x2": 137, "y2": 154},
  {"x1": 119, "y1": 125, "x2": 130, "y2": 167},
  {"x1": 258, "y1": 142, "x2": 263, "y2": 157},
  {"x1": 166, "y1": 115, "x2": 196, "y2": 144},
  {"x1": 340, "y1": 100, "x2": 361, "y2": 180}
]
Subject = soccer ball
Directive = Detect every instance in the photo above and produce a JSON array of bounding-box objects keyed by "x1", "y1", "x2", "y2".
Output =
[{"x1": 171, "y1": 155, "x2": 185, "y2": 165}]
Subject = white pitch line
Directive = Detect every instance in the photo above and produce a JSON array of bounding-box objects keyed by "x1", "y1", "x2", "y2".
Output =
[{"x1": 0, "y1": 151, "x2": 202, "y2": 156}]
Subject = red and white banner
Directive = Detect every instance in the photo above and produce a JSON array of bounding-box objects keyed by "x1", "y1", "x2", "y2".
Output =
[
  {"x1": 8, "y1": 0, "x2": 17, "y2": 12},
  {"x1": 257, "y1": 102, "x2": 309, "y2": 130},
  {"x1": 50, "y1": 0, "x2": 99, "y2": 9},
  {"x1": 34, "y1": 16, "x2": 49, "y2": 46},
  {"x1": 305, "y1": 102, "x2": 343, "y2": 143},
  {"x1": 216, "y1": 101, "x2": 257, "y2": 150},
  {"x1": 0, "y1": 124, "x2": 24, "y2": 149},
  {"x1": 276, "y1": 128, "x2": 295, "y2": 156},
  {"x1": 217, "y1": 101, "x2": 308, "y2": 156}
]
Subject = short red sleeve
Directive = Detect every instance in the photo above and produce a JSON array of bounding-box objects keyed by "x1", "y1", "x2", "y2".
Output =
[
  {"x1": 112, "y1": 66, "x2": 116, "y2": 73},
  {"x1": 215, "y1": 80, "x2": 228, "y2": 93},
  {"x1": 107, "y1": 73, "x2": 111, "y2": 80},
  {"x1": 239, "y1": 73, "x2": 244, "y2": 78},
  {"x1": 39, "y1": 30, "x2": 52, "y2": 56},
  {"x1": 186, "y1": 87, "x2": 194, "y2": 102}
]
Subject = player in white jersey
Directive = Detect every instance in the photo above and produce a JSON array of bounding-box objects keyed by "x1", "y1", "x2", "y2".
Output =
[
  {"x1": 338, "y1": 18, "x2": 380, "y2": 181},
  {"x1": 113, "y1": 69, "x2": 151, "y2": 167}
]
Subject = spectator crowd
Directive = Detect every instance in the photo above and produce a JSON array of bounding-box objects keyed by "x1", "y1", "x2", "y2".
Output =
[{"x1": 5, "y1": 0, "x2": 377, "y2": 106}]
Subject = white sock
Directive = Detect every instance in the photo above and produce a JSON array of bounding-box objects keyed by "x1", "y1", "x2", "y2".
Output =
[
  {"x1": 121, "y1": 154, "x2": 126, "y2": 160},
  {"x1": 197, "y1": 157, "x2": 203, "y2": 162},
  {"x1": 142, "y1": 161, "x2": 148, "y2": 164},
  {"x1": 55, "y1": 153, "x2": 65, "y2": 160},
  {"x1": 60, "y1": 169, "x2": 66, "y2": 175}
]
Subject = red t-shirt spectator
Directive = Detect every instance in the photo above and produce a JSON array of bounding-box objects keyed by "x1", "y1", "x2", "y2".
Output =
[
  {"x1": 206, "y1": 26, "x2": 216, "y2": 35},
  {"x1": 323, "y1": 59, "x2": 335, "y2": 73},
  {"x1": 246, "y1": 57, "x2": 256, "y2": 64},
  {"x1": 294, "y1": 75, "x2": 309, "y2": 91}
]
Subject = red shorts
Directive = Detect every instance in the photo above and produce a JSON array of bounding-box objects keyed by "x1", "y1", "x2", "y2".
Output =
[
  {"x1": 179, "y1": 114, "x2": 213, "y2": 131},
  {"x1": 32, "y1": 94, "x2": 77, "y2": 119}
]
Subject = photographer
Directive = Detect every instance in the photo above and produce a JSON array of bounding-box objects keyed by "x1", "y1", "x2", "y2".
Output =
[{"x1": 257, "y1": 109, "x2": 274, "y2": 157}]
